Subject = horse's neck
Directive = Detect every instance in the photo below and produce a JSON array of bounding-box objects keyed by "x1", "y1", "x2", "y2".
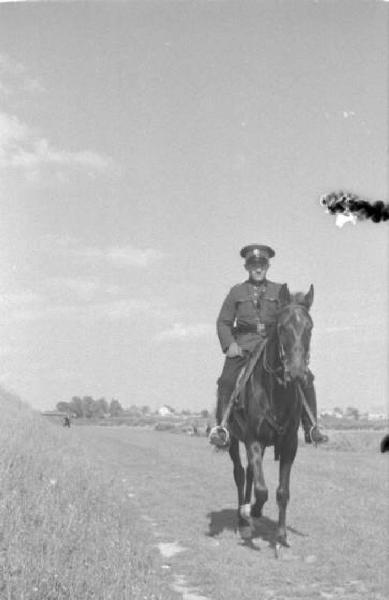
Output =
[
  {"x1": 264, "y1": 335, "x2": 280, "y2": 372},
  {"x1": 254, "y1": 339, "x2": 279, "y2": 404}
]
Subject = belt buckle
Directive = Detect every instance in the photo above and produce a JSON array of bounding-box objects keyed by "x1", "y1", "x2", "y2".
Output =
[{"x1": 256, "y1": 323, "x2": 265, "y2": 334}]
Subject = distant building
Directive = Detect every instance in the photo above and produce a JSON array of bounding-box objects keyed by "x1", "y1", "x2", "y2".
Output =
[
  {"x1": 158, "y1": 405, "x2": 175, "y2": 417},
  {"x1": 367, "y1": 412, "x2": 387, "y2": 421},
  {"x1": 319, "y1": 409, "x2": 334, "y2": 417}
]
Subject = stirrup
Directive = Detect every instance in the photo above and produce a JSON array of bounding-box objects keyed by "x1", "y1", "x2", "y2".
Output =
[{"x1": 209, "y1": 426, "x2": 230, "y2": 449}]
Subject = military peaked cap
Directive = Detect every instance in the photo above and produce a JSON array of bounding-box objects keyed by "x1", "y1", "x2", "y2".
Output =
[{"x1": 240, "y1": 244, "x2": 275, "y2": 264}]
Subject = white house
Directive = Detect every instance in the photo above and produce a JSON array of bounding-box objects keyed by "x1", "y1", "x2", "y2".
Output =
[
  {"x1": 367, "y1": 412, "x2": 387, "y2": 421},
  {"x1": 158, "y1": 405, "x2": 175, "y2": 417}
]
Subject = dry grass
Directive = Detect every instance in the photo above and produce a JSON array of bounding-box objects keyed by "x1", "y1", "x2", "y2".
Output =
[
  {"x1": 81, "y1": 426, "x2": 389, "y2": 600},
  {"x1": 0, "y1": 387, "x2": 177, "y2": 600},
  {"x1": 314, "y1": 428, "x2": 386, "y2": 453}
]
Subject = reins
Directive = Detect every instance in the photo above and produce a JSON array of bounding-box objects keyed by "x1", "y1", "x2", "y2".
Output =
[{"x1": 262, "y1": 341, "x2": 285, "y2": 386}]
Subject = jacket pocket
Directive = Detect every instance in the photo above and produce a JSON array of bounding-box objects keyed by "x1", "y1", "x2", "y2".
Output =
[{"x1": 260, "y1": 297, "x2": 279, "y2": 322}]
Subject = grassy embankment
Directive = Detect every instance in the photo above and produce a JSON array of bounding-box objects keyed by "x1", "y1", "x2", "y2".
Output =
[{"x1": 0, "y1": 387, "x2": 177, "y2": 600}]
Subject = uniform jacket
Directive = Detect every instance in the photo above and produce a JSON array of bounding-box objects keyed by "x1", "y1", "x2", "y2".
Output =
[{"x1": 217, "y1": 279, "x2": 285, "y2": 354}]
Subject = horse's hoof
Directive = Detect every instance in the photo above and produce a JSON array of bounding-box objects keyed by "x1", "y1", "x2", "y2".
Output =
[
  {"x1": 274, "y1": 538, "x2": 291, "y2": 558},
  {"x1": 239, "y1": 525, "x2": 252, "y2": 540},
  {"x1": 239, "y1": 503, "x2": 251, "y2": 520},
  {"x1": 250, "y1": 505, "x2": 263, "y2": 519},
  {"x1": 276, "y1": 535, "x2": 291, "y2": 548}
]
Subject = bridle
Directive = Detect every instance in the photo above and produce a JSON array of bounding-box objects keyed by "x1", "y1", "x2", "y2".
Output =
[{"x1": 262, "y1": 341, "x2": 285, "y2": 385}]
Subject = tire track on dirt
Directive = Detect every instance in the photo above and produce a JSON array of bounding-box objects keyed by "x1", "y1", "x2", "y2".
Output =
[{"x1": 80, "y1": 426, "x2": 388, "y2": 600}]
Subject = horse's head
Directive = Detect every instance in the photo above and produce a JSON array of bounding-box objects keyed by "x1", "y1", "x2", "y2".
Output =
[{"x1": 276, "y1": 284, "x2": 314, "y2": 384}]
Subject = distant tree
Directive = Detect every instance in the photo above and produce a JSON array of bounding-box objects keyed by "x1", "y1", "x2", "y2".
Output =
[
  {"x1": 345, "y1": 406, "x2": 360, "y2": 420},
  {"x1": 200, "y1": 409, "x2": 210, "y2": 418},
  {"x1": 56, "y1": 401, "x2": 70, "y2": 413},
  {"x1": 333, "y1": 406, "x2": 344, "y2": 416},
  {"x1": 81, "y1": 396, "x2": 96, "y2": 418},
  {"x1": 140, "y1": 405, "x2": 150, "y2": 414},
  {"x1": 96, "y1": 397, "x2": 109, "y2": 415},
  {"x1": 89, "y1": 399, "x2": 104, "y2": 419},
  {"x1": 181, "y1": 409, "x2": 191, "y2": 416},
  {"x1": 109, "y1": 398, "x2": 123, "y2": 417},
  {"x1": 69, "y1": 396, "x2": 83, "y2": 418}
]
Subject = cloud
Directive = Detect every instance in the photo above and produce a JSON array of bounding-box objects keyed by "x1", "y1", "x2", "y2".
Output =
[
  {"x1": 3, "y1": 304, "x2": 79, "y2": 323},
  {"x1": 0, "y1": 111, "x2": 113, "y2": 177},
  {"x1": 44, "y1": 277, "x2": 112, "y2": 302},
  {"x1": 0, "y1": 53, "x2": 45, "y2": 96},
  {"x1": 89, "y1": 299, "x2": 154, "y2": 321},
  {"x1": 42, "y1": 236, "x2": 165, "y2": 269},
  {"x1": 4, "y1": 299, "x2": 169, "y2": 324},
  {"x1": 0, "y1": 291, "x2": 44, "y2": 307},
  {"x1": 0, "y1": 288, "x2": 169, "y2": 324},
  {"x1": 155, "y1": 322, "x2": 215, "y2": 341},
  {"x1": 0, "y1": 291, "x2": 47, "y2": 323},
  {"x1": 0, "y1": 345, "x2": 15, "y2": 357},
  {"x1": 81, "y1": 245, "x2": 166, "y2": 268},
  {"x1": 0, "y1": 55, "x2": 113, "y2": 181}
]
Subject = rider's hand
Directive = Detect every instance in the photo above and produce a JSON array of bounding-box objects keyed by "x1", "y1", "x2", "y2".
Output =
[{"x1": 226, "y1": 342, "x2": 243, "y2": 358}]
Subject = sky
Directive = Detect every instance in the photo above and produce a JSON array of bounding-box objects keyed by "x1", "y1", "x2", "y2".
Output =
[{"x1": 0, "y1": 1, "x2": 388, "y2": 414}]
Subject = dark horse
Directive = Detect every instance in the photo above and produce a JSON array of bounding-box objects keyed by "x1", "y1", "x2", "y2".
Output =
[{"x1": 226, "y1": 284, "x2": 314, "y2": 550}]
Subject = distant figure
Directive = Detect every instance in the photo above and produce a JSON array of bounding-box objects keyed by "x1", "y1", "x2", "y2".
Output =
[
  {"x1": 63, "y1": 415, "x2": 71, "y2": 428},
  {"x1": 193, "y1": 424, "x2": 198, "y2": 436},
  {"x1": 205, "y1": 424, "x2": 211, "y2": 436},
  {"x1": 380, "y1": 434, "x2": 389, "y2": 453}
]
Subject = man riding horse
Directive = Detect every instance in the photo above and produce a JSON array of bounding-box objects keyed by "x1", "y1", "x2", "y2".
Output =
[{"x1": 209, "y1": 244, "x2": 327, "y2": 448}]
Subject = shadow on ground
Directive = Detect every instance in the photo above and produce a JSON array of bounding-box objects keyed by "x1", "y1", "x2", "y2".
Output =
[{"x1": 206, "y1": 508, "x2": 306, "y2": 546}]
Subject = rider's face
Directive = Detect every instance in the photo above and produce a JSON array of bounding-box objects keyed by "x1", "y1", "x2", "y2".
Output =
[{"x1": 245, "y1": 261, "x2": 269, "y2": 282}]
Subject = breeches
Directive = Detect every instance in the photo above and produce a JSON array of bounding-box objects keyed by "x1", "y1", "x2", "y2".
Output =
[{"x1": 217, "y1": 355, "x2": 249, "y2": 400}]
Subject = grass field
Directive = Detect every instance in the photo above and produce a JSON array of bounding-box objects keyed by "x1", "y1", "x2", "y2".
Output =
[
  {"x1": 0, "y1": 387, "x2": 179, "y2": 600},
  {"x1": 1, "y1": 387, "x2": 388, "y2": 599},
  {"x1": 81, "y1": 425, "x2": 388, "y2": 600}
]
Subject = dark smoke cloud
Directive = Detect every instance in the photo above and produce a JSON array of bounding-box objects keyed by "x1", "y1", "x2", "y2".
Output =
[{"x1": 320, "y1": 191, "x2": 389, "y2": 223}]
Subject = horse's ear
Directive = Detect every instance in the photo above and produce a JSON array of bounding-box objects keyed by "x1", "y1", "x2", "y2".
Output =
[
  {"x1": 304, "y1": 284, "x2": 314, "y2": 309},
  {"x1": 279, "y1": 283, "x2": 291, "y2": 306}
]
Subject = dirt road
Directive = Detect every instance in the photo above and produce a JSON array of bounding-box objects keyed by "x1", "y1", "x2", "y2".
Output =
[{"x1": 79, "y1": 426, "x2": 387, "y2": 600}]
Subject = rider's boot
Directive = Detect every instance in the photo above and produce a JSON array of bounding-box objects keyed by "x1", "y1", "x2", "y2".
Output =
[
  {"x1": 209, "y1": 391, "x2": 231, "y2": 449},
  {"x1": 300, "y1": 377, "x2": 328, "y2": 444}
]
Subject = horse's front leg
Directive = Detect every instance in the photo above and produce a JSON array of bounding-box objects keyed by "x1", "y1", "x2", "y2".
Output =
[
  {"x1": 247, "y1": 440, "x2": 268, "y2": 519},
  {"x1": 276, "y1": 434, "x2": 298, "y2": 546},
  {"x1": 244, "y1": 462, "x2": 253, "y2": 506},
  {"x1": 228, "y1": 437, "x2": 247, "y2": 529}
]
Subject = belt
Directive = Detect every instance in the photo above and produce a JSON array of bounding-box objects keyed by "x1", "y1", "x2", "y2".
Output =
[{"x1": 234, "y1": 323, "x2": 266, "y2": 335}]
